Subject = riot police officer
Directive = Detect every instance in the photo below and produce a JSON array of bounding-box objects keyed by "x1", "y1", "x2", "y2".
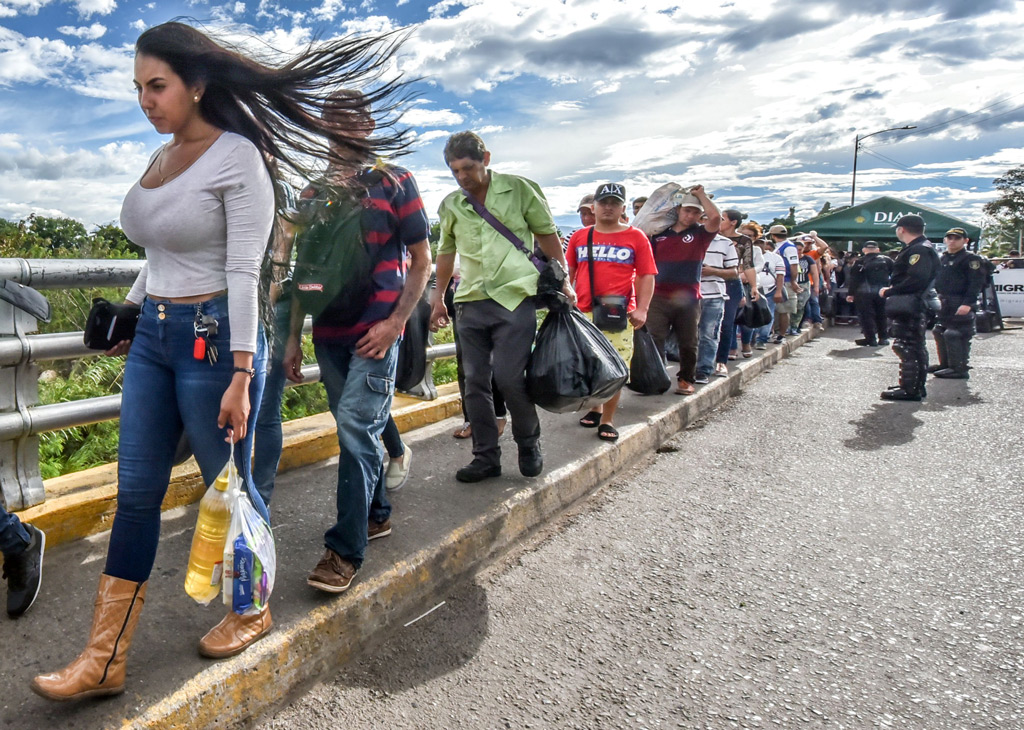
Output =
[
  {"x1": 846, "y1": 241, "x2": 893, "y2": 346},
  {"x1": 930, "y1": 227, "x2": 986, "y2": 379},
  {"x1": 879, "y1": 214, "x2": 940, "y2": 401}
]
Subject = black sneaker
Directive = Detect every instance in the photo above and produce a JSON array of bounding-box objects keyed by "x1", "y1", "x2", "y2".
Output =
[
  {"x1": 4, "y1": 524, "x2": 44, "y2": 619},
  {"x1": 518, "y1": 445, "x2": 543, "y2": 478},
  {"x1": 456, "y1": 460, "x2": 502, "y2": 483}
]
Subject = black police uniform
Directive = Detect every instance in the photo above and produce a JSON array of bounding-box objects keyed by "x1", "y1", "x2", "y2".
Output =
[
  {"x1": 881, "y1": 235, "x2": 940, "y2": 400},
  {"x1": 847, "y1": 251, "x2": 893, "y2": 345},
  {"x1": 931, "y1": 248, "x2": 986, "y2": 378}
]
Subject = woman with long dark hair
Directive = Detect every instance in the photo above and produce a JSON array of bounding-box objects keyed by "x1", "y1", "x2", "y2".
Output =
[{"x1": 31, "y1": 20, "x2": 412, "y2": 701}]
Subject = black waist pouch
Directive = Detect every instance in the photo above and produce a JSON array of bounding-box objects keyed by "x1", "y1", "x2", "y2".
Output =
[
  {"x1": 592, "y1": 295, "x2": 630, "y2": 333},
  {"x1": 83, "y1": 297, "x2": 141, "y2": 350}
]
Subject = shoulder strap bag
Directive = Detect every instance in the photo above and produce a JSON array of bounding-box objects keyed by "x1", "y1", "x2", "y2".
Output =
[{"x1": 586, "y1": 227, "x2": 629, "y2": 332}]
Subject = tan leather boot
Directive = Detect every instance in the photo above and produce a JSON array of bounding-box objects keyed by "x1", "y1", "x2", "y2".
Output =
[
  {"x1": 31, "y1": 574, "x2": 146, "y2": 701},
  {"x1": 198, "y1": 607, "x2": 272, "y2": 659}
]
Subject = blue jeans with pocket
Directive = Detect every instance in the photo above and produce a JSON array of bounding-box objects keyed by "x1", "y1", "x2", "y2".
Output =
[
  {"x1": 716, "y1": 279, "x2": 744, "y2": 364},
  {"x1": 313, "y1": 338, "x2": 397, "y2": 569},
  {"x1": 695, "y1": 296, "x2": 725, "y2": 377},
  {"x1": 106, "y1": 295, "x2": 268, "y2": 583}
]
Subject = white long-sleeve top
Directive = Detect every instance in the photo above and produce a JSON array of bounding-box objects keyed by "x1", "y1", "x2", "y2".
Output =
[{"x1": 121, "y1": 131, "x2": 274, "y2": 352}]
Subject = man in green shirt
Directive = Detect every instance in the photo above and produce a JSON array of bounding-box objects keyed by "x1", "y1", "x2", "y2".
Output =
[{"x1": 430, "y1": 131, "x2": 573, "y2": 483}]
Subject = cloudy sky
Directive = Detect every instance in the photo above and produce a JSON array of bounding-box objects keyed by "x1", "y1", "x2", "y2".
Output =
[{"x1": 1, "y1": 0, "x2": 1022, "y2": 237}]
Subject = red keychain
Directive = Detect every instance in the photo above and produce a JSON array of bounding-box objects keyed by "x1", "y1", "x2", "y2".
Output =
[{"x1": 194, "y1": 336, "x2": 206, "y2": 360}]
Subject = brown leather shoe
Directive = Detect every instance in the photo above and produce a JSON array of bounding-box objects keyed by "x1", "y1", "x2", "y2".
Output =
[
  {"x1": 307, "y1": 549, "x2": 356, "y2": 593},
  {"x1": 368, "y1": 518, "x2": 392, "y2": 541},
  {"x1": 31, "y1": 574, "x2": 146, "y2": 701},
  {"x1": 198, "y1": 608, "x2": 273, "y2": 659}
]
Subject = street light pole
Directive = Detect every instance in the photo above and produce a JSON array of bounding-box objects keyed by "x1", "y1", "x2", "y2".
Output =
[{"x1": 850, "y1": 125, "x2": 917, "y2": 207}]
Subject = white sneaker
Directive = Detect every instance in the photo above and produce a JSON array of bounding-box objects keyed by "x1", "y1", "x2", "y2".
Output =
[{"x1": 385, "y1": 445, "x2": 412, "y2": 491}]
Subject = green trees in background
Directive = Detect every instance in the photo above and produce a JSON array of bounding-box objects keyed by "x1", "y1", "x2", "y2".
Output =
[{"x1": 983, "y1": 166, "x2": 1024, "y2": 256}]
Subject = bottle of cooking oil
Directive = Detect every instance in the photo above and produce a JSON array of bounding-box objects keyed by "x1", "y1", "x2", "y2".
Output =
[{"x1": 184, "y1": 465, "x2": 233, "y2": 604}]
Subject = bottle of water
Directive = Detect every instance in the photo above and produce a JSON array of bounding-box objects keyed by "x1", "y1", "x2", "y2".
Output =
[{"x1": 184, "y1": 466, "x2": 233, "y2": 604}]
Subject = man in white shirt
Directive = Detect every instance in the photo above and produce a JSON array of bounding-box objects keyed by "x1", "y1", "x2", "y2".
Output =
[
  {"x1": 753, "y1": 239, "x2": 787, "y2": 349},
  {"x1": 694, "y1": 233, "x2": 739, "y2": 383}
]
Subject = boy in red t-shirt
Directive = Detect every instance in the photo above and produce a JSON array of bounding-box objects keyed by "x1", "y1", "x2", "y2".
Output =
[{"x1": 567, "y1": 182, "x2": 657, "y2": 442}]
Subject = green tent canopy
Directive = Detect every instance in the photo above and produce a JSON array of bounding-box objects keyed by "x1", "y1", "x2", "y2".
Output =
[{"x1": 794, "y1": 196, "x2": 981, "y2": 246}]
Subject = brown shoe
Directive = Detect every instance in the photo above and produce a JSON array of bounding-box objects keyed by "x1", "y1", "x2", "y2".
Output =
[
  {"x1": 496, "y1": 416, "x2": 507, "y2": 437},
  {"x1": 198, "y1": 608, "x2": 273, "y2": 659},
  {"x1": 307, "y1": 549, "x2": 356, "y2": 594},
  {"x1": 368, "y1": 518, "x2": 392, "y2": 541},
  {"x1": 674, "y1": 380, "x2": 695, "y2": 396},
  {"x1": 31, "y1": 574, "x2": 146, "y2": 701}
]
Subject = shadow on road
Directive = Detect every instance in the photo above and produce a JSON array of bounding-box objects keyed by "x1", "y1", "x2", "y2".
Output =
[
  {"x1": 331, "y1": 580, "x2": 489, "y2": 694},
  {"x1": 827, "y1": 346, "x2": 886, "y2": 360},
  {"x1": 845, "y1": 401, "x2": 926, "y2": 450},
  {"x1": 845, "y1": 382, "x2": 984, "y2": 451}
]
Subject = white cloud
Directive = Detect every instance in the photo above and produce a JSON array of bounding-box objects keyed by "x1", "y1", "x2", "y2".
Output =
[
  {"x1": 58, "y1": 23, "x2": 107, "y2": 39},
  {"x1": 129, "y1": 18, "x2": 144, "y2": 31},
  {"x1": 340, "y1": 14, "x2": 398, "y2": 35},
  {"x1": 0, "y1": 29, "x2": 73, "y2": 85},
  {"x1": 402, "y1": 108, "x2": 464, "y2": 127},
  {"x1": 311, "y1": 0, "x2": 344, "y2": 21},
  {"x1": 74, "y1": 0, "x2": 116, "y2": 17}
]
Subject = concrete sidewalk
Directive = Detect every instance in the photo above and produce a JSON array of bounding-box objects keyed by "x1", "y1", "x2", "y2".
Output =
[{"x1": 1, "y1": 328, "x2": 818, "y2": 729}]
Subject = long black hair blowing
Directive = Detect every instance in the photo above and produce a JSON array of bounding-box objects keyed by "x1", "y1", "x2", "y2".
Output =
[{"x1": 135, "y1": 21, "x2": 415, "y2": 177}]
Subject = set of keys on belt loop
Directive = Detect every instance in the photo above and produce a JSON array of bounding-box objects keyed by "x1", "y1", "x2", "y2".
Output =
[{"x1": 193, "y1": 307, "x2": 219, "y2": 365}]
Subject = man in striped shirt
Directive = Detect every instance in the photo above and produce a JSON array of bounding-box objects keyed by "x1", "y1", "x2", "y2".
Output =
[{"x1": 285, "y1": 96, "x2": 431, "y2": 595}]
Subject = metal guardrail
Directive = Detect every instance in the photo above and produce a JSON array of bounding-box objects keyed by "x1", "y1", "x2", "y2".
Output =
[{"x1": 0, "y1": 258, "x2": 453, "y2": 511}]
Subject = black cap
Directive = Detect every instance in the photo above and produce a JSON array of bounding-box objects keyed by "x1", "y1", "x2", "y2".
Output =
[
  {"x1": 945, "y1": 227, "x2": 969, "y2": 239},
  {"x1": 893, "y1": 214, "x2": 925, "y2": 229},
  {"x1": 594, "y1": 182, "x2": 626, "y2": 202},
  {"x1": 863, "y1": 240, "x2": 880, "y2": 249}
]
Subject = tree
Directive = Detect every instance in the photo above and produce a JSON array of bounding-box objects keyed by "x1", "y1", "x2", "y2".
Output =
[
  {"x1": 27, "y1": 214, "x2": 89, "y2": 253},
  {"x1": 768, "y1": 206, "x2": 797, "y2": 232},
  {"x1": 983, "y1": 165, "x2": 1024, "y2": 252}
]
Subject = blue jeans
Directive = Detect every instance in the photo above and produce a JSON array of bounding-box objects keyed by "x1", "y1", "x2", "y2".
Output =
[
  {"x1": 806, "y1": 291, "x2": 824, "y2": 325},
  {"x1": 106, "y1": 295, "x2": 268, "y2": 583},
  {"x1": 752, "y1": 291, "x2": 778, "y2": 344},
  {"x1": 252, "y1": 297, "x2": 292, "y2": 506},
  {"x1": 381, "y1": 415, "x2": 404, "y2": 459},
  {"x1": 716, "y1": 279, "x2": 744, "y2": 364},
  {"x1": 0, "y1": 506, "x2": 30, "y2": 557},
  {"x1": 695, "y1": 296, "x2": 725, "y2": 377},
  {"x1": 313, "y1": 338, "x2": 397, "y2": 569}
]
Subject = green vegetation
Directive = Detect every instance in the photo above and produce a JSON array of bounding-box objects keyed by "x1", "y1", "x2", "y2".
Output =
[
  {"x1": 2, "y1": 214, "x2": 458, "y2": 479},
  {"x1": 983, "y1": 165, "x2": 1024, "y2": 256}
]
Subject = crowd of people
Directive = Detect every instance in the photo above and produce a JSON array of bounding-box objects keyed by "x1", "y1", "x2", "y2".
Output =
[{"x1": 0, "y1": 19, "x2": 994, "y2": 707}]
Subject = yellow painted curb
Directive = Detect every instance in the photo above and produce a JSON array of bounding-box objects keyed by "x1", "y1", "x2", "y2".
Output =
[
  {"x1": 121, "y1": 330, "x2": 819, "y2": 729},
  {"x1": 18, "y1": 383, "x2": 462, "y2": 549}
]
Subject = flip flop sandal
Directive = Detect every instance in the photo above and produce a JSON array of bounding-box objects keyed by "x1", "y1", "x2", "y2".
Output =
[
  {"x1": 578, "y1": 411, "x2": 602, "y2": 428},
  {"x1": 452, "y1": 422, "x2": 472, "y2": 439},
  {"x1": 597, "y1": 424, "x2": 619, "y2": 442}
]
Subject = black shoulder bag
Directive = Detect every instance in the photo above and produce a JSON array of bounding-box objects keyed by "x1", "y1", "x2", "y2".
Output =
[
  {"x1": 586, "y1": 227, "x2": 629, "y2": 332},
  {"x1": 460, "y1": 189, "x2": 566, "y2": 307}
]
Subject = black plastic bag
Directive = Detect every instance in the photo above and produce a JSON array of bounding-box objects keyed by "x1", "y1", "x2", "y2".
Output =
[
  {"x1": 735, "y1": 295, "x2": 772, "y2": 328},
  {"x1": 628, "y1": 326, "x2": 671, "y2": 395},
  {"x1": 526, "y1": 306, "x2": 628, "y2": 413},
  {"x1": 395, "y1": 295, "x2": 431, "y2": 392}
]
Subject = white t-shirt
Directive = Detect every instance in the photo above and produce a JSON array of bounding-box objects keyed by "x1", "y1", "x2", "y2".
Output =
[
  {"x1": 758, "y1": 250, "x2": 786, "y2": 293},
  {"x1": 700, "y1": 235, "x2": 739, "y2": 299}
]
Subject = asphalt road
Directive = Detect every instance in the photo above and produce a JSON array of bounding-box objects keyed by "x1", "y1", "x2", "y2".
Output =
[{"x1": 260, "y1": 325, "x2": 1024, "y2": 730}]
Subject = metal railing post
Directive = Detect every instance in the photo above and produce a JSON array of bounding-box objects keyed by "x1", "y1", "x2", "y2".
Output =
[{"x1": 0, "y1": 299, "x2": 45, "y2": 510}]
